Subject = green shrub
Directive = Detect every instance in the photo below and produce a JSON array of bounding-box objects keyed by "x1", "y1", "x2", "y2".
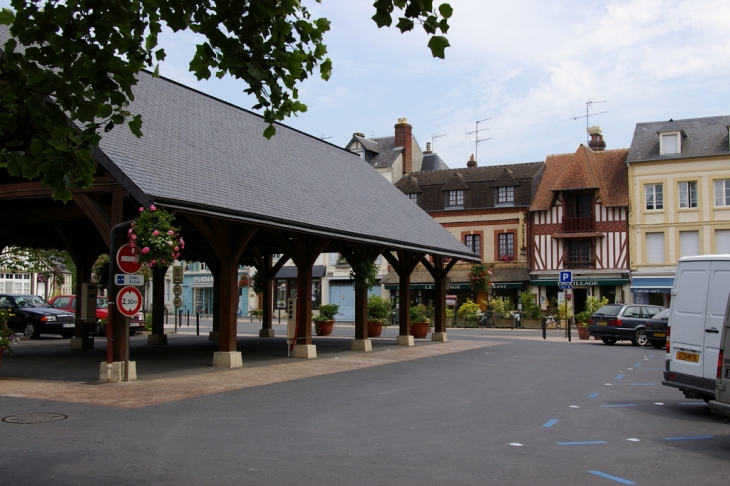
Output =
[
  {"x1": 489, "y1": 297, "x2": 514, "y2": 318},
  {"x1": 367, "y1": 295, "x2": 390, "y2": 324},
  {"x1": 457, "y1": 300, "x2": 481, "y2": 320},
  {"x1": 410, "y1": 304, "x2": 429, "y2": 323},
  {"x1": 314, "y1": 304, "x2": 339, "y2": 322},
  {"x1": 520, "y1": 292, "x2": 541, "y2": 318}
]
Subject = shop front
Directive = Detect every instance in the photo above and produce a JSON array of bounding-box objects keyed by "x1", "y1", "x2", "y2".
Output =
[
  {"x1": 529, "y1": 275, "x2": 629, "y2": 314},
  {"x1": 629, "y1": 275, "x2": 674, "y2": 307},
  {"x1": 274, "y1": 265, "x2": 324, "y2": 311}
]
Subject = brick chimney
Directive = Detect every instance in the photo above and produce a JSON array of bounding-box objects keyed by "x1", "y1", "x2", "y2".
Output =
[
  {"x1": 587, "y1": 126, "x2": 606, "y2": 151},
  {"x1": 467, "y1": 154, "x2": 477, "y2": 168},
  {"x1": 424, "y1": 142, "x2": 432, "y2": 154},
  {"x1": 395, "y1": 118, "x2": 412, "y2": 174}
]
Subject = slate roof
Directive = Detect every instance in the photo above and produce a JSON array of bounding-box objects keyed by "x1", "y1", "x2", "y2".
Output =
[
  {"x1": 626, "y1": 115, "x2": 730, "y2": 163},
  {"x1": 0, "y1": 25, "x2": 479, "y2": 261},
  {"x1": 421, "y1": 153, "x2": 449, "y2": 171},
  {"x1": 351, "y1": 135, "x2": 402, "y2": 169},
  {"x1": 530, "y1": 146, "x2": 628, "y2": 211}
]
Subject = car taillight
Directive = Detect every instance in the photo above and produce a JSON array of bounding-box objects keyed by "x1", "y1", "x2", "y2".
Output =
[
  {"x1": 615, "y1": 318, "x2": 622, "y2": 327},
  {"x1": 717, "y1": 348, "x2": 724, "y2": 379},
  {"x1": 666, "y1": 325, "x2": 671, "y2": 353},
  {"x1": 589, "y1": 318, "x2": 595, "y2": 325}
]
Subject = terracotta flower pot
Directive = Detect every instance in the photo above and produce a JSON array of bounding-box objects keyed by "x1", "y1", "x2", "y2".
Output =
[
  {"x1": 367, "y1": 322, "x2": 383, "y2": 338},
  {"x1": 577, "y1": 325, "x2": 590, "y2": 340},
  {"x1": 314, "y1": 320, "x2": 334, "y2": 336},
  {"x1": 411, "y1": 321, "x2": 430, "y2": 339}
]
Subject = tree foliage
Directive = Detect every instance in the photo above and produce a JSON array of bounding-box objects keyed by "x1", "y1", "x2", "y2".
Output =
[
  {"x1": 0, "y1": 246, "x2": 73, "y2": 289},
  {"x1": 0, "y1": 1, "x2": 451, "y2": 201}
]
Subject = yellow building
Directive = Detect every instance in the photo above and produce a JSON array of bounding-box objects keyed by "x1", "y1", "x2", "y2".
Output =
[{"x1": 627, "y1": 116, "x2": 730, "y2": 306}]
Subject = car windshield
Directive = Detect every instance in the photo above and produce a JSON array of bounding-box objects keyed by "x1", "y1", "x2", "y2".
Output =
[
  {"x1": 96, "y1": 297, "x2": 108, "y2": 308},
  {"x1": 15, "y1": 296, "x2": 51, "y2": 308},
  {"x1": 653, "y1": 308, "x2": 670, "y2": 319},
  {"x1": 592, "y1": 305, "x2": 622, "y2": 317}
]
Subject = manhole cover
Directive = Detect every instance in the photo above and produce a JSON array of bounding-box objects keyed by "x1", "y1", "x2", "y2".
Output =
[{"x1": 2, "y1": 413, "x2": 68, "y2": 424}]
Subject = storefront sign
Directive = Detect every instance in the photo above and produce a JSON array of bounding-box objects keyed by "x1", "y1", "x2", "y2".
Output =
[{"x1": 193, "y1": 276, "x2": 214, "y2": 283}]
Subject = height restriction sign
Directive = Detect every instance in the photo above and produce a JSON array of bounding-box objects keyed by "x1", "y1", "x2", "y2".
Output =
[{"x1": 116, "y1": 286, "x2": 142, "y2": 317}]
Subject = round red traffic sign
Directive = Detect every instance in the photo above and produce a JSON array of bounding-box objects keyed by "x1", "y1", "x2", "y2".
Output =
[
  {"x1": 117, "y1": 243, "x2": 143, "y2": 274},
  {"x1": 116, "y1": 286, "x2": 143, "y2": 317}
]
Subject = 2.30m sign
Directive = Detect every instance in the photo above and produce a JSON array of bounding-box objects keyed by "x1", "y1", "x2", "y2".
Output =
[{"x1": 116, "y1": 286, "x2": 142, "y2": 317}]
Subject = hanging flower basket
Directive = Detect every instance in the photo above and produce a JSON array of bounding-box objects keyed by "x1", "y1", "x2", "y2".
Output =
[
  {"x1": 238, "y1": 274, "x2": 252, "y2": 288},
  {"x1": 469, "y1": 263, "x2": 493, "y2": 292},
  {"x1": 128, "y1": 205, "x2": 184, "y2": 269}
]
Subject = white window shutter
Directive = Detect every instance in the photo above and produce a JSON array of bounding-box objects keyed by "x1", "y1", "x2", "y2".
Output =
[
  {"x1": 716, "y1": 230, "x2": 730, "y2": 254},
  {"x1": 646, "y1": 233, "x2": 665, "y2": 263},
  {"x1": 679, "y1": 231, "x2": 700, "y2": 258}
]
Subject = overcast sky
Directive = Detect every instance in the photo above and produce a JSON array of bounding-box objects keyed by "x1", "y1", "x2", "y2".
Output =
[{"x1": 5, "y1": 0, "x2": 730, "y2": 168}]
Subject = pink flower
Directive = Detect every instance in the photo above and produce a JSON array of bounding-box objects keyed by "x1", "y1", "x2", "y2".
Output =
[
  {"x1": 152, "y1": 230, "x2": 160, "y2": 236},
  {"x1": 161, "y1": 260, "x2": 166, "y2": 264},
  {"x1": 141, "y1": 247, "x2": 150, "y2": 254},
  {"x1": 149, "y1": 205, "x2": 157, "y2": 211},
  {"x1": 174, "y1": 246, "x2": 179, "y2": 251},
  {"x1": 139, "y1": 207, "x2": 144, "y2": 212},
  {"x1": 168, "y1": 230, "x2": 175, "y2": 235},
  {"x1": 130, "y1": 234, "x2": 136, "y2": 240},
  {"x1": 150, "y1": 259, "x2": 156, "y2": 266},
  {"x1": 127, "y1": 229, "x2": 132, "y2": 234},
  {"x1": 147, "y1": 262, "x2": 153, "y2": 268}
]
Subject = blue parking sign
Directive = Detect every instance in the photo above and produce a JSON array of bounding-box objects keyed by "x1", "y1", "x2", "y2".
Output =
[{"x1": 559, "y1": 271, "x2": 572, "y2": 284}]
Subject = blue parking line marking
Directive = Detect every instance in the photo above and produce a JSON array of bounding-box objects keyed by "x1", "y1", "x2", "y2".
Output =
[
  {"x1": 647, "y1": 354, "x2": 654, "y2": 358},
  {"x1": 663, "y1": 435, "x2": 715, "y2": 441},
  {"x1": 588, "y1": 470, "x2": 636, "y2": 484},
  {"x1": 634, "y1": 362, "x2": 642, "y2": 367},
  {"x1": 600, "y1": 404, "x2": 636, "y2": 408},
  {"x1": 588, "y1": 392, "x2": 599, "y2": 398},
  {"x1": 557, "y1": 441, "x2": 607, "y2": 445},
  {"x1": 615, "y1": 374, "x2": 624, "y2": 380},
  {"x1": 644, "y1": 368, "x2": 663, "y2": 370},
  {"x1": 628, "y1": 383, "x2": 654, "y2": 386},
  {"x1": 542, "y1": 419, "x2": 559, "y2": 428}
]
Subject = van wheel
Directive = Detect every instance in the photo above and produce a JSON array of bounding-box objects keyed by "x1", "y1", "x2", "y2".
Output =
[
  {"x1": 601, "y1": 338, "x2": 617, "y2": 345},
  {"x1": 631, "y1": 329, "x2": 648, "y2": 346},
  {"x1": 651, "y1": 342, "x2": 665, "y2": 349}
]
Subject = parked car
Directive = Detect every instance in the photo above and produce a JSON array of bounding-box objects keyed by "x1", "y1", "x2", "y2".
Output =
[
  {"x1": 0, "y1": 294, "x2": 76, "y2": 339},
  {"x1": 587, "y1": 303, "x2": 666, "y2": 346},
  {"x1": 645, "y1": 307, "x2": 671, "y2": 350},
  {"x1": 47, "y1": 294, "x2": 144, "y2": 336}
]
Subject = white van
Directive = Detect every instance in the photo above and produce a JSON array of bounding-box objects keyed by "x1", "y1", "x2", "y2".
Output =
[
  {"x1": 708, "y1": 294, "x2": 730, "y2": 418},
  {"x1": 662, "y1": 255, "x2": 730, "y2": 401}
]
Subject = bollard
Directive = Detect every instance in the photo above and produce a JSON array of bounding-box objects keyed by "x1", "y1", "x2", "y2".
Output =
[
  {"x1": 567, "y1": 316, "x2": 572, "y2": 342},
  {"x1": 196, "y1": 311, "x2": 200, "y2": 336},
  {"x1": 542, "y1": 318, "x2": 546, "y2": 340},
  {"x1": 187, "y1": 310, "x2": 190, "y2": 326},
  {"x1": 165, "y1": 307, "x2": 168, "y2": 324}
]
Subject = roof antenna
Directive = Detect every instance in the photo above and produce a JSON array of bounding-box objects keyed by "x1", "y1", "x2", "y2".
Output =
[
  {"x1": 431, "y1": 133, "x2": 446, "y2": 151},
  {"x1": 320, "y1": 135, "x2": 332, "y2": 141},
  {"x1": 572, "y1": 100, "x2": 607, "y2": 143},
  {"x1": 466, "y1": 118, "x2": 492, "y2": 164}
]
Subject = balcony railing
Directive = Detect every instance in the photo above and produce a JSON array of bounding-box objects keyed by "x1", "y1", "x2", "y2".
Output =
[{"x1": 563, "y1": 216, "x2": 594, "y2": 233}]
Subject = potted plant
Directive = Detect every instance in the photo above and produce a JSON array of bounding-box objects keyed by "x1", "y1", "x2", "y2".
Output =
[
  {"x1": 313, "y1": 304, "x2": 339, "y2": 336},
  {"x1": 489, "y1": 297, "x2": 515, "y2": 327},
  {"x1": 575, "y1": 296, "x2": 609, "y2": 340},
  {"x1": 457, "y1": 299, "x2": 481, "y2": 328},
  {"x1": 0, "y1": 310, "x2": 17, "y2": 363},
  {"x1": 469, "y1": 263, "x2": 492, "y2": 293},
  {"x1": 520, "y1": 292, "x2": 543, "y2": 329},
  {"x1": 410, "y1": 304, "x2": 431, "y2": 339},
  {"x1": 366, "y1": 295, "x2": 390, "y2": 337}
]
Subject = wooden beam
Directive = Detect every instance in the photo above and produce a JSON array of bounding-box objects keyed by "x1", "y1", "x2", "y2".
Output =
[
  {"x1": 0, "y1": 176, "x2": 119, "y2": 199},
  {"x1": 73, "y1": 193, "x2": 112, "y2": 248}
]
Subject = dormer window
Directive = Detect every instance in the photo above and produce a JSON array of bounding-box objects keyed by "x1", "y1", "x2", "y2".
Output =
[
  {"x1": 659, "y1": 131, "x2": 681, "y2": 155},
  {"x1": 496, "y1": 186, "x2": 515, "y2": 206},
  {"x1": 447, "y1": 190, "x2": 464, "y2": 208},
  {"x1": 408, "y1": 193, "x2": 418, "y2": 203}
]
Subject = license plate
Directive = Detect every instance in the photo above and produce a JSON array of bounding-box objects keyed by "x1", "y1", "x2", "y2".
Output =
[
  {"x1": 676, "y1": 351, "x2": 700, "y2": 363},
  {"x1": 62, "y1": 323, "x2": 75, "y2": 328},
  {"x1": 653, "y1": 332, "x2": 666, "y2": 338},
  {"x1": 597, "y1": 321, "x2": 607, "y2": 326}
]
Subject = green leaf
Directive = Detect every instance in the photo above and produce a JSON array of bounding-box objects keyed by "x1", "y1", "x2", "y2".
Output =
[
  {"x1": 0, "y1": 7, "x2": 15, "y2": 25},
  {"x1": 396, "y1": 17, "x2": 414, "y2": 33},
  {"x1": 152, "y1": 64, "x2": 160, "y2": 78},
  {"x1": 438, "y1": 3, "x2": 453, "y2": 19},
  {"x1": 427, "y1": 35, "x2": 449, "y2": 59},
  {"x1": 128, "y1": 115, "x2": 143, "y2": 138},
  {"x1": 155, "y1": 48, "x2": 166, "y2": 61},
  {"x1": 263, "y1": 125, "x2": 276, "y2": 140}
]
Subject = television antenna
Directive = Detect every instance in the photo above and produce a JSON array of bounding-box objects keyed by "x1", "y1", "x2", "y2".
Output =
[
  {"x1": 572, "y1": 101, "x2": 607, "y2": 143},
  {"x1": 466, "y1": 118, "x2": 492, "y2": 163},
  {"x1": 431, "y1": 133, "x2": 446, "y2": 151},
  {"x1": 320, "y1": 135, "x2": 332, "y2": 141}
]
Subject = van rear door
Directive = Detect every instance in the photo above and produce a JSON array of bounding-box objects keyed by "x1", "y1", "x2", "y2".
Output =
[
  {"x1": 715, "y1": 294, "x2": 730, "y2": 405},
  {"x1": 704, "y1": 263, "x2": 730, "y2": 379},
  {"x1": 669, "y1": 260, "x2": 711, "y2": 377}
]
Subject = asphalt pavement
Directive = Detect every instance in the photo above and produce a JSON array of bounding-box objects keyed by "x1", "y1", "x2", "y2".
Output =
[{"x1": 0, "y1": 323, "x2": 727, "y2": 485}]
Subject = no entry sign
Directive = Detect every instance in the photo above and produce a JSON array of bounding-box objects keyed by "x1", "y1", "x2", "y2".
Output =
[
  {"x1": 117, "y1": 243, "x2": 143, "y2": 274},
  {"x1": 116, "y1": 286, "x2": 142, "y2": 317}
]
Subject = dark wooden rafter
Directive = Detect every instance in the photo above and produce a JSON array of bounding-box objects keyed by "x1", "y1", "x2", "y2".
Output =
[
  {"x1": 0, "y1": 175, "x2": 119, "y2": 200},
  {"x1": 335, "y1": 242, "x2": 384, "y2": 341},
  {"x1": 72, "y1": 193, "x2": 112, "y2": 248},
  {"x1": 421, "y1": 256, "x2": 459, "y2": 334},
  {"x1": 383, "y1": 250, "x2": 424, "y2": 336},
  {"x1": 274, "y1": 232, "x2": 330, "y2": 346}
]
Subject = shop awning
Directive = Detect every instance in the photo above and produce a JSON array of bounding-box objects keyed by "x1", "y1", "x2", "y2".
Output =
[
  {"x1": 630, "y1": 276, "x2": 674, "y2": 293},
  {"x1": 530, "y1": 278, "x2": 628, "y2": 287}
]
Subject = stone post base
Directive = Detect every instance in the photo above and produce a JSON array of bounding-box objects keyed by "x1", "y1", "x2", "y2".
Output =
[
  {"x1": 396, "y1": 335, "x2": 414, "y2": 346},
  {"x1": 69, "y1": 337, "x2": 94, "y2": 350},
  {"x1": 259, "y1": 329, "x2": 275, "y2": 338},
  {"x1": 212, "y1": 351, "x2": 243, "y2": 368},
  {"x1": 147, "y1": 334, "x2": 168, "y2": 345},
  {"x1": 291, "y1": 344, "x2": 317, "y2": 359},
  {"x1": 208, "y1": 331, "x2": 219, "y2": 341},
  {"x1": 431, "y1": 332, "x2": 448, "y2": 342},
  {"x1": 351, "y1": 339, "x2": 372, "y2": 352},
  {"x1": 99, "y1": 361, "x2": 137, "y2": 382}
]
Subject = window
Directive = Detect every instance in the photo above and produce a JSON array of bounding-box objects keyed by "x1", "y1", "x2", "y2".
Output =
[
  {"x1": 565, "y1": 240, "x2": 592, "y2": 268},
  {"x1": 464, "y1": 234, "x2": 481, "y2": 255},
  {"x1": 716, "y1": 229, "x2": 730, "y2": 253},
  {"x1": 497, "y1": 186, "x2": 514, "y2": 205},
  {"x1": 646, "y1": 232, "x2": 665, "y2": 263},
  {"x1": 645, "y1": 184, "x2": 663, "y2": 210},
  {"x1": 679, "y1": 231, "x2": 700, "y2": 258},
  {"x1": 199, "y1": 262, "x2": 207, "y2": 271},
  {"x1": 408, "y1": 193, "x2": 418, "y2": 203},
  {"x1": 715, "y1": 179, "x2": 730, "y2": 207},
  {"x1": 660, "y1": 133, "x2": 680, "y2": 155},
  {"x1": 678, "y1": 181, "x2": 697, "y2": 209},
  {"x1": 498, "y1": 233, "x2": 514, "y2": 261},
  {"x1": 563, "y1": 192, "x2": 594, "y2": 232},
  {"x1": 447, "y1": 190, "x2": 464, "y2": 208}
]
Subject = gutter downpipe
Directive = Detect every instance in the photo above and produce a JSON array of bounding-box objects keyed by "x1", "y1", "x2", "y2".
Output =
[{"x1": 107, "y1": 220, "x2": 136, "y2": 381}]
